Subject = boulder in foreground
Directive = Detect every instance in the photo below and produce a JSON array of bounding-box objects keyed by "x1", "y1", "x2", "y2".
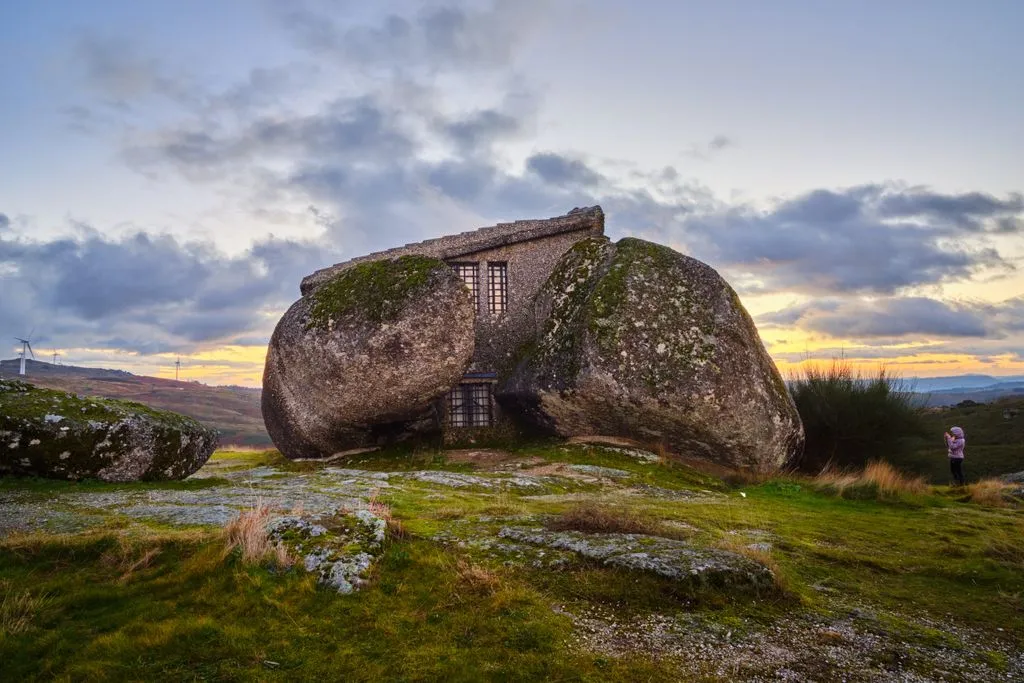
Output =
[
  {"x1": 498, "y1": 237, "x2": 803, "y2": 472},
  {"x1": 0, "y1": 379, "x2": 218, "y2": 481},
  {"x1": 262, "y1": 255, "x2": 475, "y2": 460}
]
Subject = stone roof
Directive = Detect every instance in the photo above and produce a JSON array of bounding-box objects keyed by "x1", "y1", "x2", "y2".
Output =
[{"x1": 300, "y1": 205, "x2": 605, "y2": 295}]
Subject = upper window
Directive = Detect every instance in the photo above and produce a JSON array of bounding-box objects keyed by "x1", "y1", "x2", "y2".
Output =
[
  {"x1": 488, "y1": 262, "x2": 508, "y2": 315},
  {"x1": 452, "y1": 263, "x2": 479, "y2": 303}
]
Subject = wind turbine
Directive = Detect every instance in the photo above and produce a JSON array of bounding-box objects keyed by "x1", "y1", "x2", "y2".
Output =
[
  {"x1": 15, "y1": 336, "x2": 34, "y2": 376},
  {"x1": 51, "y1": 350, "x2": 61, "y2": 366}
]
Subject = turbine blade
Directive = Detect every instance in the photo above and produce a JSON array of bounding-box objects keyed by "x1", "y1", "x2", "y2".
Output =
[{"x1": 27, "y1": 342, "x2": 34, "y2": 358}]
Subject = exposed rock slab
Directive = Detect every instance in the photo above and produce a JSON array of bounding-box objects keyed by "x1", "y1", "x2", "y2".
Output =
[
  {"x1": 498, "y1": 237, "x2": 803, "y2": 472},
  {"x1": 0, "y1": 379, "x2": 217, "y2": 482},
  {"x1": 262, "y1": 255, "x2": 475, "y2": 459},
  {"x1": 269, "y1": 509, "x2": 387, "y2": 594},
  {"x1": 499, "y1": 526, "x2": 775, "y2": 590}
]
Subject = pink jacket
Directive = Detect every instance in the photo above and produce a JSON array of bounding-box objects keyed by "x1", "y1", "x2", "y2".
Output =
[{"x1": 946, "y1": 427, "x2": 965, "y2": 459}]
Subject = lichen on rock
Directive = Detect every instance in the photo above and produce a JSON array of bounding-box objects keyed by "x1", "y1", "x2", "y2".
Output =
[
  {"x1": 262, "y1": 255, "x2": 476, "y2": 460},
  {"x1": 497, "y1": 237, "x2": 803, "y2": 472},
  {"x1": 0, "y1": 379, "x2": 217, "y2": 482}
]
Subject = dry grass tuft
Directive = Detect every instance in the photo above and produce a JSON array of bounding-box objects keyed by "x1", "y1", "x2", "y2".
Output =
[
  {"x1": 1, "y1": 582, "x2": 51, "y2": 636},
  {"x1": 455, "y1": 559, "x2": 502, "y2": 595},
  {"x1": 812, "y1": 461, "x2": 928, "y2": 498},
  {"x1": 223, "y1": 501, "x2": 292, "y2": 567},
  {"x1": 967, "y1": 479, "x2": 1015, "y2": 508},
  {"x1": 547, "y1": 502, "x2": 690, "y2": 540},
  {"x1": 367, "y1": 489, "x2": 392, "y2": 521},
  {"x1": 100, "y1": 536, "x2": 163, "y2": 583},
  {"x1": 715, "y1": 538, "x2": 790, "y2": 595},
  {"x1": 861, "y1": 461, "x2": 929, "y2": 496}
]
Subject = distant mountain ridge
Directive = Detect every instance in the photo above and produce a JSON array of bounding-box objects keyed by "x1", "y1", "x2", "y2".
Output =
[
  {"x1": 0, "y1": 359, "x2": 269, "y2": 447},
  {"x1": 907, "y1": 374, "x2": 1024, "y2": 392}
]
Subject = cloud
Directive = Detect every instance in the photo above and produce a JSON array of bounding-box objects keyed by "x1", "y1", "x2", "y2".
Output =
[
  {"x1": 708, "y1": 135, "x2": 732, "y2": 150},
  {"x1": 40, "y1": 0, "x2": 1022, "y2": 372},
  {"x1": 674, "y1": 185, "x2": 1017, "y2": 295},
  {"x1": 876, "y1": 190, "x2": 1024, "y2": 232},
  {"x1": 682, "y1": 134, "x2": 734, "y2": 160},
  {"x1": 0, "y1": 225, "x2": 334, "y2": 354},
  {"x1": 525, "y1": 153, "x2": 604, "y2": 188},
  {"x1": 760, "y1": 295, "x2": 1024, "y2": 340},
  {"x1": 271, "y1": 0, "x2": 546, "y2": 72},
  {"x1": 0, "y1": 214, "x2": 9, "y2": 231}
]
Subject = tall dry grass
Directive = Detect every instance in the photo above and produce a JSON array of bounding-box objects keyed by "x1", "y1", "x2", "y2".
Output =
[
  {"x1": 813, "y1": 460, "x2": 928, "y2": 498},
  {"x1": 222, "y1": 501, "x2": 292, "y2": 567},
  {"x1": 967, "y1": 479, "x2": 1015, "y2": 508}
]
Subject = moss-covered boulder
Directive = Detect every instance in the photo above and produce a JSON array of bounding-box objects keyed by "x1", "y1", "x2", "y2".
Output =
[
  {"x1": 0, "y1": 380, "x2": 218, "y2": 481},
  {"x1": 262, "y1": 255, "x2": 475, "y2": 460},
  {"x1": 497, "y1": 237, "x2": 803, "y2": 472}
]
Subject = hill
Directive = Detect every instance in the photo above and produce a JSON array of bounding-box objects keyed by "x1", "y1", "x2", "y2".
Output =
[
  {"x1": 0, "y1": 359, "x2": 270, "y2": 447},
  {"x1": 894, "y1": 396, "x2": 1024, "y2": 483},
  {"x1": 914, "y1": 379, "x2": 1024, "y2": 407}
]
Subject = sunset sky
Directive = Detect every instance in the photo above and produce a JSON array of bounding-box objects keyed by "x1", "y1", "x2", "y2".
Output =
[{"x1": 1, "y1": 0, "x2": 1022, "y2": 387}]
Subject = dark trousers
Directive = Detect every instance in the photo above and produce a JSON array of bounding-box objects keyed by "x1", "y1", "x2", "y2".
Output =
[{"x1": 950, "y1": 458, "x2": 966, "y2": 486}]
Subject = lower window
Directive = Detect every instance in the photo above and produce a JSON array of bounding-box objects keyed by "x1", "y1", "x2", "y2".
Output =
[{"x1": 448, "y1": 383, "x2": 493, "y2": 427}]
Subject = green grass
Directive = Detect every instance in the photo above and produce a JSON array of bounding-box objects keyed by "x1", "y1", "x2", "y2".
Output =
[
  {"x1": 895, "y1": 397, "x2": 1024, "y2": 483},
  {"x1": 2, "y1": 443, "x2": 1023, "y2": 680}
]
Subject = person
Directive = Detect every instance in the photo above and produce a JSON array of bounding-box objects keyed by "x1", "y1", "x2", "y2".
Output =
[{"x1": 944, "y1": 426, "x2": 966, "y2": 486}]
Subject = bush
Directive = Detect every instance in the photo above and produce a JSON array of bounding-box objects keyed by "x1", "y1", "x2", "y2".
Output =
[{"x1": 790, "y1": 360, "x2": 928, "y2": 472}]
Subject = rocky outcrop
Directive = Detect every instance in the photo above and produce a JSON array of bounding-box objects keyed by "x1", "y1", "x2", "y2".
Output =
[
  {"x1": 497, "y1": 237, "x2": 803, "y2": 472},
  {"x1": 262, "y1": 255, "x2": 475, "y2": 460},
  {"x1": 499, "y1": 527, "x2": 776, "y2": 591},
  {"x1": 0, "y1": 379, "x2": 217, "y2": 481}
]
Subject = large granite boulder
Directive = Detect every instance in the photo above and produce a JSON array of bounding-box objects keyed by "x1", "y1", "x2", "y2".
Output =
[
  {"x1": 497, "y1": 237, "x2": 803, "y2": 472},
  {"x1": 262, "y1": 255, "x2": 475, "y2": 460},
  {"x1": 0, "y1": 379, "x2": 218, "y2": 481}
]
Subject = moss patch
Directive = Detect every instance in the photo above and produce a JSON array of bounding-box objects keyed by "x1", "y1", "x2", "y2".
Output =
[{"x1": 306, "y1": 255, "x2": 450, "y2": 329}]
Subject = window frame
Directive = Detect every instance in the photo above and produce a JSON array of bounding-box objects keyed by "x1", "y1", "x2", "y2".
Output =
[
  {"x1": 447, "y1": 382, "x2": 493, "y2": 428},
  {"x1": 451, "y1": 262, "x2": 480, "y2": 306},
  {"x1": 487, "y1": 262, "x2": 508, "y2": 316}
]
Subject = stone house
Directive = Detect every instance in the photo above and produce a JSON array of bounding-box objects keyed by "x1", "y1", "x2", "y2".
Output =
[{"x1": 301, "y1": 206, "x2": 605, "y2": 433}]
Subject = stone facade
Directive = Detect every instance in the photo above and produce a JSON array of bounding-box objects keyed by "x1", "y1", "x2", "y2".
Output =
[{"x1": 299, "y1": 206, "x2": 606, "y2": 436}]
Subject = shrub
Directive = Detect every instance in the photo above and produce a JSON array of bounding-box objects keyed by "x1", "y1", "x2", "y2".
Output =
[{"x1": 790, "y1": 360, "x2": 928, "y2": 472}]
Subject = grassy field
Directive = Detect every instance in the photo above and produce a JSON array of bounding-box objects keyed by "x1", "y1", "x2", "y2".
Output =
[
  {"x1": 897, "y1": 397, "x2": 1024, "y2": 484},
  {"x1": 1, "y1": 445, "x2": 1022, "y2": 681}
]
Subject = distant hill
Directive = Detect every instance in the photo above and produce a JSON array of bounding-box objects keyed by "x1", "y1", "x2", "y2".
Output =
[
  {"x1": 0, "y1": 359, "x2": 270, "y2": 447},
  {"x1": 907, "y1": 374, "x2": 1024, "y2": 392},
  {"x1": 913, "y1": 379, "x2": 1024, "y2": 407},
  {"x1": 893, "y1": 396, "x2": 1024, "y2": 483}
]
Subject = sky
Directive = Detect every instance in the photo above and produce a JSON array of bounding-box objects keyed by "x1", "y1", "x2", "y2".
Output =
[{"x1": 1, "y1": 0, "x2": 1022, "y2": 387}]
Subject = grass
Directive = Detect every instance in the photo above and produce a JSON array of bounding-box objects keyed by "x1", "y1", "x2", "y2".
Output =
[
  {"x1": 966, "y1": 479, "x2": 1017, "y2": 508},
  {"x1": 546, "y1": 501, "x2": 693, "y2": 540},
  {"x1": 897, "y1": 397, "x2": 1024, "y2": 483},
  {"x1": 810, "y1": 461, "x2": 929, "y2": 500},
  {"x1": 1, "y1": 582, "x2": 51, "y2": 638},
  {"x1": 1, "y1": 442, "x2": 1023, "y2": 679}
]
